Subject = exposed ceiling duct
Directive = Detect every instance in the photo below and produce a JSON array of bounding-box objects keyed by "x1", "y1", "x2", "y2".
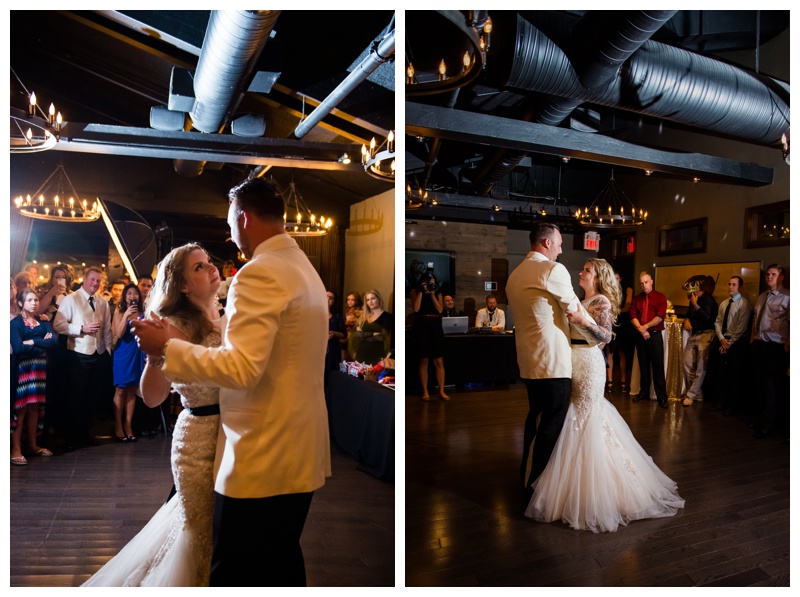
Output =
[
  {"x1": 173, "y1": 10, "x2": 280, "y2": 177},
  {"x1": 469, "y1": 11, "x2": 790, "y2": 195},
  {"x1": 471, "y1": 10, "x2": 678, "y2": 194}
]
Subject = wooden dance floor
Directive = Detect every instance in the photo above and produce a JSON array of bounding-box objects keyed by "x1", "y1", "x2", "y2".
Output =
[
  {"x1": 9, "y1": 431, "x2": 394, "y2": 587},
  {"x1": 405, "y1": 384, "x2": 789, "y2": 587}
]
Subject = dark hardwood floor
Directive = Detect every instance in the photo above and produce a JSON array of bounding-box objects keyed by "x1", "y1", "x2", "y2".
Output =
[
  {"x1": 405, "y1": 383, "x2": 790, "y2": 587},
  {"x1": 10, "y1": 429, "x2": 394, "y2": 587}
]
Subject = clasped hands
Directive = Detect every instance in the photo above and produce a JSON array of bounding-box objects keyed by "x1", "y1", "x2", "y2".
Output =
[{"x1": 130, "y1": 314, "x2": 175, "y2": 357}]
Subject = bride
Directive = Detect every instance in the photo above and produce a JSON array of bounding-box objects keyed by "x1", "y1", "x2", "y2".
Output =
[
  {"x1": 83, "y1": 243, "x2": 224, "y2": 586},
  {"x1": 525, "y1": 258, "x2": 684, "y2": 533}
]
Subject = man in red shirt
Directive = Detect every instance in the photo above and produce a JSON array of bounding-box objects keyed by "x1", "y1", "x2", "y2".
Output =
[{"x1": 629, "y1": 271, "x2": 669, "y2": 408}]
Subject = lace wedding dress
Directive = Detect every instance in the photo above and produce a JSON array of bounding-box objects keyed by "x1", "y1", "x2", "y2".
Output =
[
  {"x1": 525, "y1": 296, "x2": 684, "y2": 533},
  {"x1": 83, "y1": 323, "x2": 222, "y2": 586}
]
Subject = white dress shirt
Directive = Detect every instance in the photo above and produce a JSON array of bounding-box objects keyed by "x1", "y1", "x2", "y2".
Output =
[
  {"x1": 714, "y1": 294, "x2": 753, "y2": 344},
  {"x1": 53, "y1": 287, "x2": 112, "y2": 355},
  {"x1": 475, "y1": 307, "x2": 506, "y2": 330}
]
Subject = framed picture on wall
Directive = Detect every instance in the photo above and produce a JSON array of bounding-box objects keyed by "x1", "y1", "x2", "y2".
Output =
[
  {"x1": 658, "y1": 217, "x2": 708, "y2": 257},
  {"x1": 744, "y1": 200, "x2": 790, "y2": 248},
  {"x1": 655, "y1": 261, "x2": 762, "y2": 314}
]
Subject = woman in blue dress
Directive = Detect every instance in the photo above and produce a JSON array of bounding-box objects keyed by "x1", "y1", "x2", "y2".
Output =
[
  {"x1": 10, "y1": 289, "x2": 58, "y2": 464},
  {"x1": 112, "y1": 283, "x2": 145, "y2": 442}
]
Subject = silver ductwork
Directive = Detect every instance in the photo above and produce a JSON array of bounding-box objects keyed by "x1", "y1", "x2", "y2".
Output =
[
  {"x1": 474, "y1": 10, "x2": 676, "y2": 194},
  {"x1": 472, "y1": 12, "x2": 790, "y2": 194},
  {"x1": 175, "y1": 10, "x2": 280, "y2": 177},
  {"x1": 506, "y1": 16, "x2": 789, "y2": 143}
]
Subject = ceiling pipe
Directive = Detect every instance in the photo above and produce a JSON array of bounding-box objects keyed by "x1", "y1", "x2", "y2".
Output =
[
  {"x1": 175, "y1": 10, "x2": 280, "y2": 177},
  {"x1": 472, "y1": 10, "x2": 676, "y2": 195},
  {"x1": 293, "y1": 28, "x2": 395, "y2": 139}
]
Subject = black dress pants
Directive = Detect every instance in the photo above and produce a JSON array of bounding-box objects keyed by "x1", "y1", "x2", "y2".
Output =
[
  {"x1": 66, "y1": 350, "x2": 109, "y2": 444},
  {"x1": 750, "y1": 340, "x2": 789, "y2": 434},
  {"x1": 634, "y1": 331, "x2": 668, "y2": 403},
  {"x1": 520, "y1": 377, "x2": 571, "y2": 489},
  {"x1": 210, "y1": 490, "x2": 314, "y2": 587}
]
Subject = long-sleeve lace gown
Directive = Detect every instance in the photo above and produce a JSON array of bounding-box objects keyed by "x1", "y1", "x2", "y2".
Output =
[
  {"x1": 524, "y1": 295, "x2": 684, "y2": 533},
  {"x1": 82, "y1": 323, "x2": 222, "y2": 586}
]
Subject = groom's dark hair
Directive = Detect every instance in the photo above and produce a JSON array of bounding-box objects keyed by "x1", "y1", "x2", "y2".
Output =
[
  {"x1": 228, "y1": 177, "x2": 285, "y2": 222},
  {"x1": 529, "y1": 222, "x2": 560, "y2": 247}
]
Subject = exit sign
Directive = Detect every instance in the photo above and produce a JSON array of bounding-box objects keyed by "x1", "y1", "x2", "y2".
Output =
[{"x1": 584, "y1": 231, "x2": 600, "y2": 251}]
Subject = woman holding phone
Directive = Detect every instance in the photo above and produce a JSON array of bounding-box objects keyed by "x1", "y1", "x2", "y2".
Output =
[{"x1": 111, "y1": 283, "x2": 146, "y2": 442}]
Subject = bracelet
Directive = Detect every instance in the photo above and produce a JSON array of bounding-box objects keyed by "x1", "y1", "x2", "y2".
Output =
[{"x1": 147, "y1": 355, "x2": 165, "y2": 368}]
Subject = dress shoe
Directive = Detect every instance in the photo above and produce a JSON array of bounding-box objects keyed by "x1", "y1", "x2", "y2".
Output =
[
  {"x1": 682, "y1": 397, "x2": 693, "y2": 406},
  {"x1": 658, "y1": 400, "x2": 669, "y2": 409},
  {"x1": 631, "y1": 394, "x2": 643, "y2": 402}
]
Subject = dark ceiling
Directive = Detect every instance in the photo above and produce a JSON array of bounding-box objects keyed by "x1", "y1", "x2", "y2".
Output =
[
  {"x1": 10, "y1": 10, "x2": 395, "y2": 264},
  {"x1": 404, "y1": 10, "x2": 790, "y2": 229}
]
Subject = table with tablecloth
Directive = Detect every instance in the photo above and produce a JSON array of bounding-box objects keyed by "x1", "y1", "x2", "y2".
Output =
[{"x1": 327, "y1": 371, "x2": 394, "y2": 482}]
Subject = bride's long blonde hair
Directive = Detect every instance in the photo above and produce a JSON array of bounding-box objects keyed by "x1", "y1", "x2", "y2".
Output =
[{"x1": 586, "y1": 258, "x2": 622, "y2": 321}]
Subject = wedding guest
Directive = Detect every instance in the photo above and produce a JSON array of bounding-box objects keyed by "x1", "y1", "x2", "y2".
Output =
[
  {"x1": 11, "y1": 289, "x2": 58, "y2": 464},
  {"x1": 341, "y1": 291, "x2": 363, "y2": 359},
  {"x1": 53, "y1": 266, "x2": 113, "y2": 451},
  {"x1": 410, "y1": 277, "x2": 448, "y2": 401},
  {"x1": 629, "y1": 271, "x2": 669, "y2": 408},
  {"x1": 606, "y1": 272, "x2": 633, "y2": 393},
  {"x1": 325, "y1": 290, "x2": 346, "y2": 391},
  {"x1": 349, "y1": 289, "x2": 393, "y2": 365},
  {"x1": 112, "y1": 284, "x2": 146, "y2": 442},
  {"x1": 750, "y1": 264, "x2": 790, "y2": 438}
]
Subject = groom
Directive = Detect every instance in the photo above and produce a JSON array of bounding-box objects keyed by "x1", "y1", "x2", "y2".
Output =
[
  {"x1": 133, "y1": 177, "x2": 331, "y2": 586},
  {"x1": 506, "y1": 223, "x2": 587, "y2": 496}
]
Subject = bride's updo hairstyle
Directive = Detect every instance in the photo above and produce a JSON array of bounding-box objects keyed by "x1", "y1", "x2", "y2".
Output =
[
  {"x1": 147, "y1": 242, "x2": 214, "y2": 344},
  {"x1": 587, "y1": 258, "x2": 622, "y2": 321}
]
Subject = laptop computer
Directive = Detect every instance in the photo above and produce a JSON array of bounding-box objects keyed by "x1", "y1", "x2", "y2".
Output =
[{"x1": 442, "y1": 316, "x2": 469, "y2": 334}]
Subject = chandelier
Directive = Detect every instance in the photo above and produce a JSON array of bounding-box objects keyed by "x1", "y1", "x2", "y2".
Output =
[
  {"x1": 575, "y1": 172, "x2": 647, "y2": 228},
  {"x1": 10, "y1": 68, "x2": 62, "y2": 153},
  {"x1": 361, "y1": 131, "x2": 395, "y2": 181},
  {"x1": 281, "y1": 178, "x2": 332, "y2": 237},
  {"x1": 13, "y1": 163, "x2": 100, "y2": 222}
]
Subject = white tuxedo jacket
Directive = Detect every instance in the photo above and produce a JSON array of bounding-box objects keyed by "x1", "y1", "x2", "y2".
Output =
[
  {"x1": 163, "y1": 233, "x2": 331, "y2": 498},
  {"x1": 506, "y1": 251, "x2": 584, "y2": 379}
]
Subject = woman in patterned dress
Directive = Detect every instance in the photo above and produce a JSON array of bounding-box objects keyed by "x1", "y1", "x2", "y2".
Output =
[{"x1": 10, "y1": 289, "x2": 58, "y2": 465}]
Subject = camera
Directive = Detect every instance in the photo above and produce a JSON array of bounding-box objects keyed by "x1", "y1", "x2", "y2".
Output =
[{"x1": 410, "y1": 259, "x2": 438, "y2": 293}]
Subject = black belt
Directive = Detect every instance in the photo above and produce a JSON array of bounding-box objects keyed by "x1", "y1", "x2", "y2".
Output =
[
  {"x1": 571, "y1": 339, "x2": 588, "y2": 345},
  {"x1": 186, "y1": 404, "x2": 220, "y2": 417}
]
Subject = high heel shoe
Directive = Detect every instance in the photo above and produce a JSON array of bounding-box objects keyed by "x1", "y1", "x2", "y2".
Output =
[
  {"x1": 605, "y1": 381, "x2": 614, "y2": 393},
  {"x1": 115, "y1": 434, "x2": 129, "y2": 443},
  {"x1": 620, "y1": 381, "x2": 629, "y2": 394}
]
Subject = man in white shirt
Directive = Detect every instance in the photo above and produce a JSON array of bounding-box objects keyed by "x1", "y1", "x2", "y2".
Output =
[
  {"x1": 475, "y1": 295, "x2": 506, "y2": 331},
  {"x1": 711, "y1": 276, "x2": 753, "y2": 415},
  {"x1": 750, "y1": 264, "x2": 790, "y2": 438},
  {"x1": 133, "y1": 177, "x2": 330, "y2": 586},
  {"x1": 506, "y1": 222, "x2": 585, "y2": 495},
  {"x1": 53, "y1": 266, "x2": 113, "y2": 450}
]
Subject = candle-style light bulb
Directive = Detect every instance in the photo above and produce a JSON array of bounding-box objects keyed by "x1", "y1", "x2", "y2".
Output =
[
  {"x1": 29, "y1": 92, "x2": 36, "y2": 116},
  {"x1": 58, "y1": 208, "x2": 63, "y2": 217},
  {"x1": 438, "y1": 59, "x2": 446, "y2": 81},
  {"x1": 55, "y1": 195, "x2": 60, "y2": 207},
  {"x1": 69, "y1": 197, "x2": 74, "y2": 209},
  {"x1": 463, "y1": 52, "x2": 471, "y2": 70},
  {"x1": 370, "y1": 137, "x2": 376, "y2": 157},
  {"x1": 387, "y1": 130, "x2": 394, "y2": 152},
  {"x1": 361, "y1": 144, "x2": 368, "y2": 165},
  {"x1": 39, "y1": 195, "x2": 44, "y2": 206},
  {"x1": 296, "y1": 213, "x2": 301, "y2": 224},
  {"x1": 56, "y1": 112, "x2": 62, "y2": 132},
  {"x1": 484, "y1": 17, "x2": 493, "y2": 48},
  {"x1": 406, "y1": 63, "x2": 415, "y2": 84},
  {"x1": 48, "y1": 103, "x2": 55, "y2": 124},
  {"x1": 26, "y1": 128, "x2": 33, "y2": 141}
]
